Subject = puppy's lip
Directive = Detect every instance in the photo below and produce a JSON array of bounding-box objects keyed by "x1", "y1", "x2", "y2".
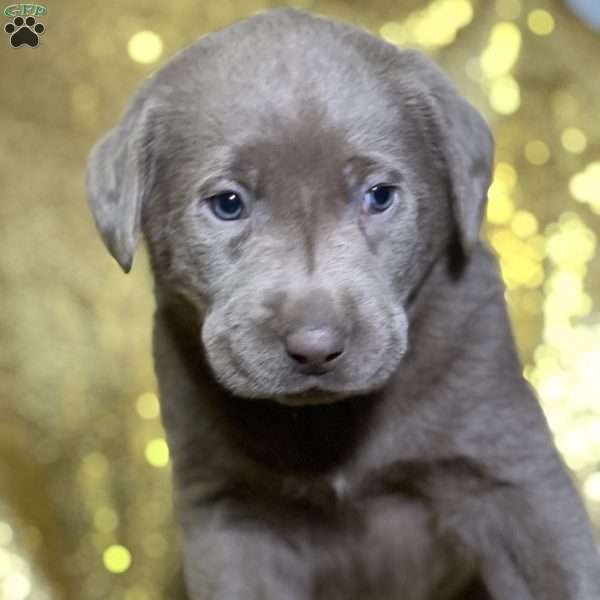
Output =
[{"x1": 272, "y1": 388, "x2": 350, "y2": 407}]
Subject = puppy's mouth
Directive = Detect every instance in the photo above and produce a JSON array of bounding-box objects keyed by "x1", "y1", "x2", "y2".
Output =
[{"x1": 271, "y1": 388, "x2": 351, "y2": 407}]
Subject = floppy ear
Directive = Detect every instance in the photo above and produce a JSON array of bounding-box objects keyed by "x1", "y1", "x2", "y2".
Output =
[
  {"x1": 86, "y1": 99, "x2": 157, "y2": 273},
  {"x1": 398, "y1": 50, "x2": 494, "y2": 254}
]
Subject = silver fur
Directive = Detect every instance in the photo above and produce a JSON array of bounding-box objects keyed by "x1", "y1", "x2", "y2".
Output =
[{"x1": 87, "y1": 9, "x2": 600, "y2": 599}]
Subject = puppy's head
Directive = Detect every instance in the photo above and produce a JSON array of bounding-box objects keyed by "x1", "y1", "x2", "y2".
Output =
[{"x1": 87, "y1": 9, "x2": 493, "y2": 406}]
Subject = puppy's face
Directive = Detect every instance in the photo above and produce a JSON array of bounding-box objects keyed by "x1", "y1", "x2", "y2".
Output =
[
  {"x1": 151, "y1": 110, "x2": 425, "y2": 403},
  {"x1": 87, "y1": 9, "x2": 493, "y2": 405}
]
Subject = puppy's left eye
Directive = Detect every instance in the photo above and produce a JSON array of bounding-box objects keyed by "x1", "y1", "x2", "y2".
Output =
[
  {"x1": 362, "y1": 184, "x2": 398, "y2": 214},
  {"x1": 208, "y1": 191, "x2": 245, "y2": 221}
]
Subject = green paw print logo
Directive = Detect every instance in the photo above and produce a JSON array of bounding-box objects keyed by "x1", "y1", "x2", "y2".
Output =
[{"x1": 3, "y1": 3, "x2": 47, "y2": 48}]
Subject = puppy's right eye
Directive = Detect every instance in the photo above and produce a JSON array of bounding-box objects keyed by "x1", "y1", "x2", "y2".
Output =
[
  {"x1": 362, "y1": 184, "x2": 397, "y2": 214},
  {"x1": 208, "y1": 191, "x2": 245, "y2": 221}
]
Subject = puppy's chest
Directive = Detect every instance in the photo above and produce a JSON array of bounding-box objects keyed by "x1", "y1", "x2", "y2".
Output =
[
  {"x1": 276, "y1": 471, "x2": 471, "y2": 599},
  {"x1": 293, "y1": 487, "x2": 469, "y2": 600}
]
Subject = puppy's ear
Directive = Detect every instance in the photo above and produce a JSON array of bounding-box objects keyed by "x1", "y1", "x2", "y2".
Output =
[
  {"x1": 86, "y1": 99, "x2": 157, "y2": 273},
  {"x1": 398, "y1": 50, "x2": 494, "y2": 254}
]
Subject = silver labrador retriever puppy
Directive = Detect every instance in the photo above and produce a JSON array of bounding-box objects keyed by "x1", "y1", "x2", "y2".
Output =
[{"x1": 86, "y1": 8, "x2": 600, "y2": 600}]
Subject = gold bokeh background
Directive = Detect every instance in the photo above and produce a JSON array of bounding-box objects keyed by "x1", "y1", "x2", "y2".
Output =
[{"x1": 1, "y1": 0, "x2": 599, "y2": 598}]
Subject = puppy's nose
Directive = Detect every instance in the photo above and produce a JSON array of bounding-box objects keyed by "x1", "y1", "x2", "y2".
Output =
[{"x1": 285, "y1": 326, "x2": 345, "y2": 373}]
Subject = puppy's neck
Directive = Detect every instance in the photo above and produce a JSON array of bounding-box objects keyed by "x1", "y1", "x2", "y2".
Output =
[{"x1": 403, "y1": 239, "x2": 516, "y2": 382}]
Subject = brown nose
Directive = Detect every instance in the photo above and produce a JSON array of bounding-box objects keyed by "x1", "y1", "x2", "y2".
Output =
[
  {"x1": 273, "y1": 287, "x2": 348, "y2": 374},
  {"x1": 285, "y1": 326, "x2": 346, "y2": 373}
]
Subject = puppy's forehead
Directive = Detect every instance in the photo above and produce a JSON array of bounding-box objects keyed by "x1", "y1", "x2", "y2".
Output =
[
  {"x1": 236, "y1": 105, "x2": 364, "y2": 187},
  {"x1": 156, "y1": 9, "x2": 411, "y2": 159}
]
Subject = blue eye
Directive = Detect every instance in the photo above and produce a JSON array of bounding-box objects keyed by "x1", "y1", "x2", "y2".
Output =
[
  {"x1": 363, "y1": 184, "x2": 397, "y2": 213},
  {"x1": 208, "y1": 191, "x2": 245, "y2": 221}
]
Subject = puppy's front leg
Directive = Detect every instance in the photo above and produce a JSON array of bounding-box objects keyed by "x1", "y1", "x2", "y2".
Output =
[
  {"x1": 463, "y1": 462, "x2": 600, "y2": 599},
  {"x1": 180, "y1": 509, "x2": 309, "y2": 600}
]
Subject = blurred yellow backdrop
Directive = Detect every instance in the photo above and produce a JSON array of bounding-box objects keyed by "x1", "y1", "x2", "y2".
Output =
[{"x1": 1, "y1": 0, "x2": 599, "y2": 599}]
